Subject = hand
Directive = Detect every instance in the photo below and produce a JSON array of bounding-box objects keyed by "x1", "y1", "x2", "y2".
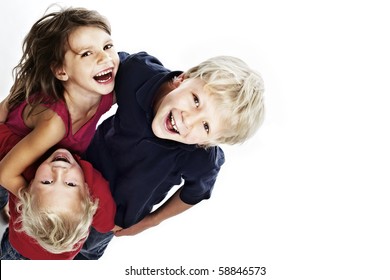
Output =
[
  {"x1": 114, "y1": 225, "x2": 143, "y2": 237},
  {"x1": 111, "y1": 225, "x2": 123, "y2": 233},
  {"x1": 114, "y1": 215, "x2": 157, "y2": 237}
]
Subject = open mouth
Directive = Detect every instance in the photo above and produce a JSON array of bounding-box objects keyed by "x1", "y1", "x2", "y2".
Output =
[
  {"x1": 93, "y1": 69, "x2": 113, "y2": 83},
  {"x1": 167, "y1": 112, "x2": 180, "y2": 134},
  {"x1": 52, "y1": 156, "x2": 70, "y2": 164}
]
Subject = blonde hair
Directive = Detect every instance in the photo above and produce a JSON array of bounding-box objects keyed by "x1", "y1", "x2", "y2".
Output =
[
  {"x1": 15, "y1": 186, "x2": 98, "y2": 254},
  {"x1": 184, "y1": 56, "x2": 265, "y2": 147}
]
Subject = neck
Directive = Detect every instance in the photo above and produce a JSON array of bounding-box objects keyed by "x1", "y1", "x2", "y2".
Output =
[{"x1": 64, "y1": 91, "x2": 102, "y2": 115}]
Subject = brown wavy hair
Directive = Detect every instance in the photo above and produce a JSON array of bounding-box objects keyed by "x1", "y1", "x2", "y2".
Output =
[{"x1": 7, "y1": 5, "x2": 111, "y2": 112}]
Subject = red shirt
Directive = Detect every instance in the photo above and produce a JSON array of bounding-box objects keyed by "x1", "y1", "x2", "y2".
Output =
[
  {"x1": 6, "y1": 92, "x2": 114, "y2": 154},
  {"x1": 0, "y1": 124, "x2": 116, "y2": 259}
]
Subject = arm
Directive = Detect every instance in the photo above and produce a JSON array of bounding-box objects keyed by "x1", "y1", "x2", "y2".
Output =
[
  {"x1": 114, "y1": 187, "x2": 193, "y2": 237},
  {"x1": 0, "y1": 96, "x2": 10, "y2": 123},
  {"x1": 0, "y1": 108, "x2": 65, "y2": 196}
]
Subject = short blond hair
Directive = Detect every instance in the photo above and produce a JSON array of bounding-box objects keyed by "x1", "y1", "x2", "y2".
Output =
[
  {"x1": 15, "y1": 186, "x2": 98, "y2": 254},
  {"x1": 184, "y1": 56, "x2": 265, "y2": 147}
]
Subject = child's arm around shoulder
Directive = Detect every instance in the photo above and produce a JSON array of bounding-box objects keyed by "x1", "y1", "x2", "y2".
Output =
[{"x1": 0, "y1": 106, "x2": 66, "y2": 195}]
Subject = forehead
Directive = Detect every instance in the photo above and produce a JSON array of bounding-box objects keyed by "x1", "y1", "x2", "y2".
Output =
[{"x1": 67, "y1": 26, "x2": 110, "y2": 50}]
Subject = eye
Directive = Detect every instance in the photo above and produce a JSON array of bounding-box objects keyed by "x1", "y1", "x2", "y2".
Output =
[
  {"x1": 66, "y1": 182, "x2": 77, "y2": 187},
  {"x1": 104, "y1": 43, "x2": 114, "y2": 50},
  {"x1": 40, "y1": 180, "x2": 53, "y2": 185},
  {"x1": 193, "y1": 94, "x2": 200, "y2": 108},
  {"x1": 81, "y1": 51, "x2": 92, "y2": 57},
  {"x1": 203, "y1": 121, "x2": 210, "y2": 134}
]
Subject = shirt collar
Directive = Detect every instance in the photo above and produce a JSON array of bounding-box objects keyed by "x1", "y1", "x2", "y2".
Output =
[{"x1": 136, "y1": 70, "x2": 182, "y2": 114}]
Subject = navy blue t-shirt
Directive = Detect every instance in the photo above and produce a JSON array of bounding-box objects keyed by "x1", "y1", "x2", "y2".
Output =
[{"x1": 86, "y1": 52, "x2": 225, "y2": 228}]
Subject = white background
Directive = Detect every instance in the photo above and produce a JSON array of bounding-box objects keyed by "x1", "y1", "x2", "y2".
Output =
[{"x1": 1, "y1": 1, "x2": 389, "y2": 279}]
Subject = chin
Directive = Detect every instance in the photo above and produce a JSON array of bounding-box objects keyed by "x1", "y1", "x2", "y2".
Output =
[{"x1": 151, "y1": 124, "x2": 164, "y2": 139}]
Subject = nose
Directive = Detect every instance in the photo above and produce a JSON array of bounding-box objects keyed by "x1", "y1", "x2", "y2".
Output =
[
  {"x1": 97, "y1": 50, "x2": 112, "y2": 64},
  {"x1": 51, "y1": 163, "x2": 69, "y2": 174},
  {"x1": 182, "y1": 110, "x2": 203, "y2": 134},
  {"x1": 51, "y1": 163, "x2": 71, "y2": 182}
]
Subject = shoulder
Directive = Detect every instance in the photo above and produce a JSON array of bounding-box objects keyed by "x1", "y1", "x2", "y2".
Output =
[
  {"x1": 195, "y1": 145, "x2": 225, "y2": 165},
  {"x1": 25, "y1": 105, "x2": 65, "y2": 129},
  {"x1": 117, "y1": 51, "x2": 168, "y2": 75},
  {"x1": 115, "y1": 51, "x2": 172, "y2": 99},
  {"x1": 182, "y1": 146, "x2": 225, "y2": 174},
  {"x1": 118, "y1": 51, "x2": 163, "y2": 64},
  {"x1": 100, "y1": 91, "x2": 115, "y2": 108}
]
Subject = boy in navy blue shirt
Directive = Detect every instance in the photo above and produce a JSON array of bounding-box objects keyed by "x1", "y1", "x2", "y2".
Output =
[{"x1": 75, "y1": 51, "x2": 265, "y2": 259}]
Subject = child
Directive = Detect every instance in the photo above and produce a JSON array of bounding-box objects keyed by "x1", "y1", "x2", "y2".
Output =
[
  {"x1": 0, "y1": 5, "x2": 119, "y2": 221},
  {"x1": 0, "y1": 124, "x2": 116, "y2": 259},
  {"x1": 75, "y1": 51, "x2": 265, "y2": 259}
]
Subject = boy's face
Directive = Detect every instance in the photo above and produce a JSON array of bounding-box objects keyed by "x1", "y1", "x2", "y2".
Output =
[
  {"x1": 152, "y1": 76, "x2": 225, "y2": 145},
  {"x1": 30, "y1": 149, "x2": 87, "y2": 212}
]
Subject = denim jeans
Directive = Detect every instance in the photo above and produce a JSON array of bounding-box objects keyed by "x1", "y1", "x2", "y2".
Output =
[
  {"x1": 0, "y1": 228, "x2": 28, "y2": 260},
  {"x1": 0, "y1": 186, "x2": 8, "y2": 210},
  {"x1": 73, "y1": 226, "x2": 114, "y2": 260}
]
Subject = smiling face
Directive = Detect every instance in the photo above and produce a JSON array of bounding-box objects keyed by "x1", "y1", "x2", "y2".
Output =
[
  {"x1": 151, "y1": 76, "x2": 227, "y2": 145},
  {"x1": 54, "y1": 26, "x2": 120, "y2": 98},
  {"x1": 30, "y1": 149, "x2": 87, "y2": 212}
]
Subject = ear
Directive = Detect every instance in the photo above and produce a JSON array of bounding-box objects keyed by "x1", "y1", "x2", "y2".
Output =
[
  {"x1": 52, "y1": 66, "x2": 69, "y2": 81},
  {"x1": 172, "y1": 73, "x2": 185, "y2": 88}
]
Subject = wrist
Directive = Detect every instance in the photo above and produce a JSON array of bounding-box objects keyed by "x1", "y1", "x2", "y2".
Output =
[{"x1": 148, "y1": 212, "x2": 162, "y2": 227}]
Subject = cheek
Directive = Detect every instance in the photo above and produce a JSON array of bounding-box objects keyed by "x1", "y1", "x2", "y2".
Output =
[
  {"x1": 184, "y1": 132, "x2": 205, "y2": 145},
  {"x1": 28, "y1": 186, "x2": 37, "y2": 197},
  {"x1": 112, "y1": 51, "x2": 120, "y2": 65},
  {"x1": 29, "y1": 179, "x2": 42, "y2": 193},
  {"x1": 151, "y1": 118, "x2": 164, "y2": 138},
  {"x1": 74, "y1": 188, "x2": 87, "y2": 201},
  {"x1": 160, "y1": 91, "x2": 184, "y2": 108}
]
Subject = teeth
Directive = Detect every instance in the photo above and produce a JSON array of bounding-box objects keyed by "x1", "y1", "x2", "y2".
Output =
[
  {"x1": 170, "y1": 113, "x2": 179, "y2": 134},
  {"x1": 95, "y1": 69, "x2": 112, "y2": 77},
  {"x1": 53, "y1": 156, "x2": 70, "y2": 163}
]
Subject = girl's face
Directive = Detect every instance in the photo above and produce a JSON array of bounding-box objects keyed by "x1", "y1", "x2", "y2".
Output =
[
  {"x1": 30, "y1": 149, "x2": 87, "y2": 211},
  {"x1": 152, "y1": 76, "x2": 226, "y2": 145},
  {"x1": 55, "y1": 26, "x2": 120, "y2": 99}
]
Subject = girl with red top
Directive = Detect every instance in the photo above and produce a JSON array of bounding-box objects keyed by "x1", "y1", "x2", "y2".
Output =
[{"x1": 0, "y1": 5, "x2": 120, "y2": 258}]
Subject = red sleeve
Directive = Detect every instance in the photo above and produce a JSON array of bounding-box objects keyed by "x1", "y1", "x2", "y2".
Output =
[
  {"x1": 0, "y1": 124, "x2": 23, "y2": 159},
  {"x1": 78, "y1": 157, "x2": 116, "y2": 232}
]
